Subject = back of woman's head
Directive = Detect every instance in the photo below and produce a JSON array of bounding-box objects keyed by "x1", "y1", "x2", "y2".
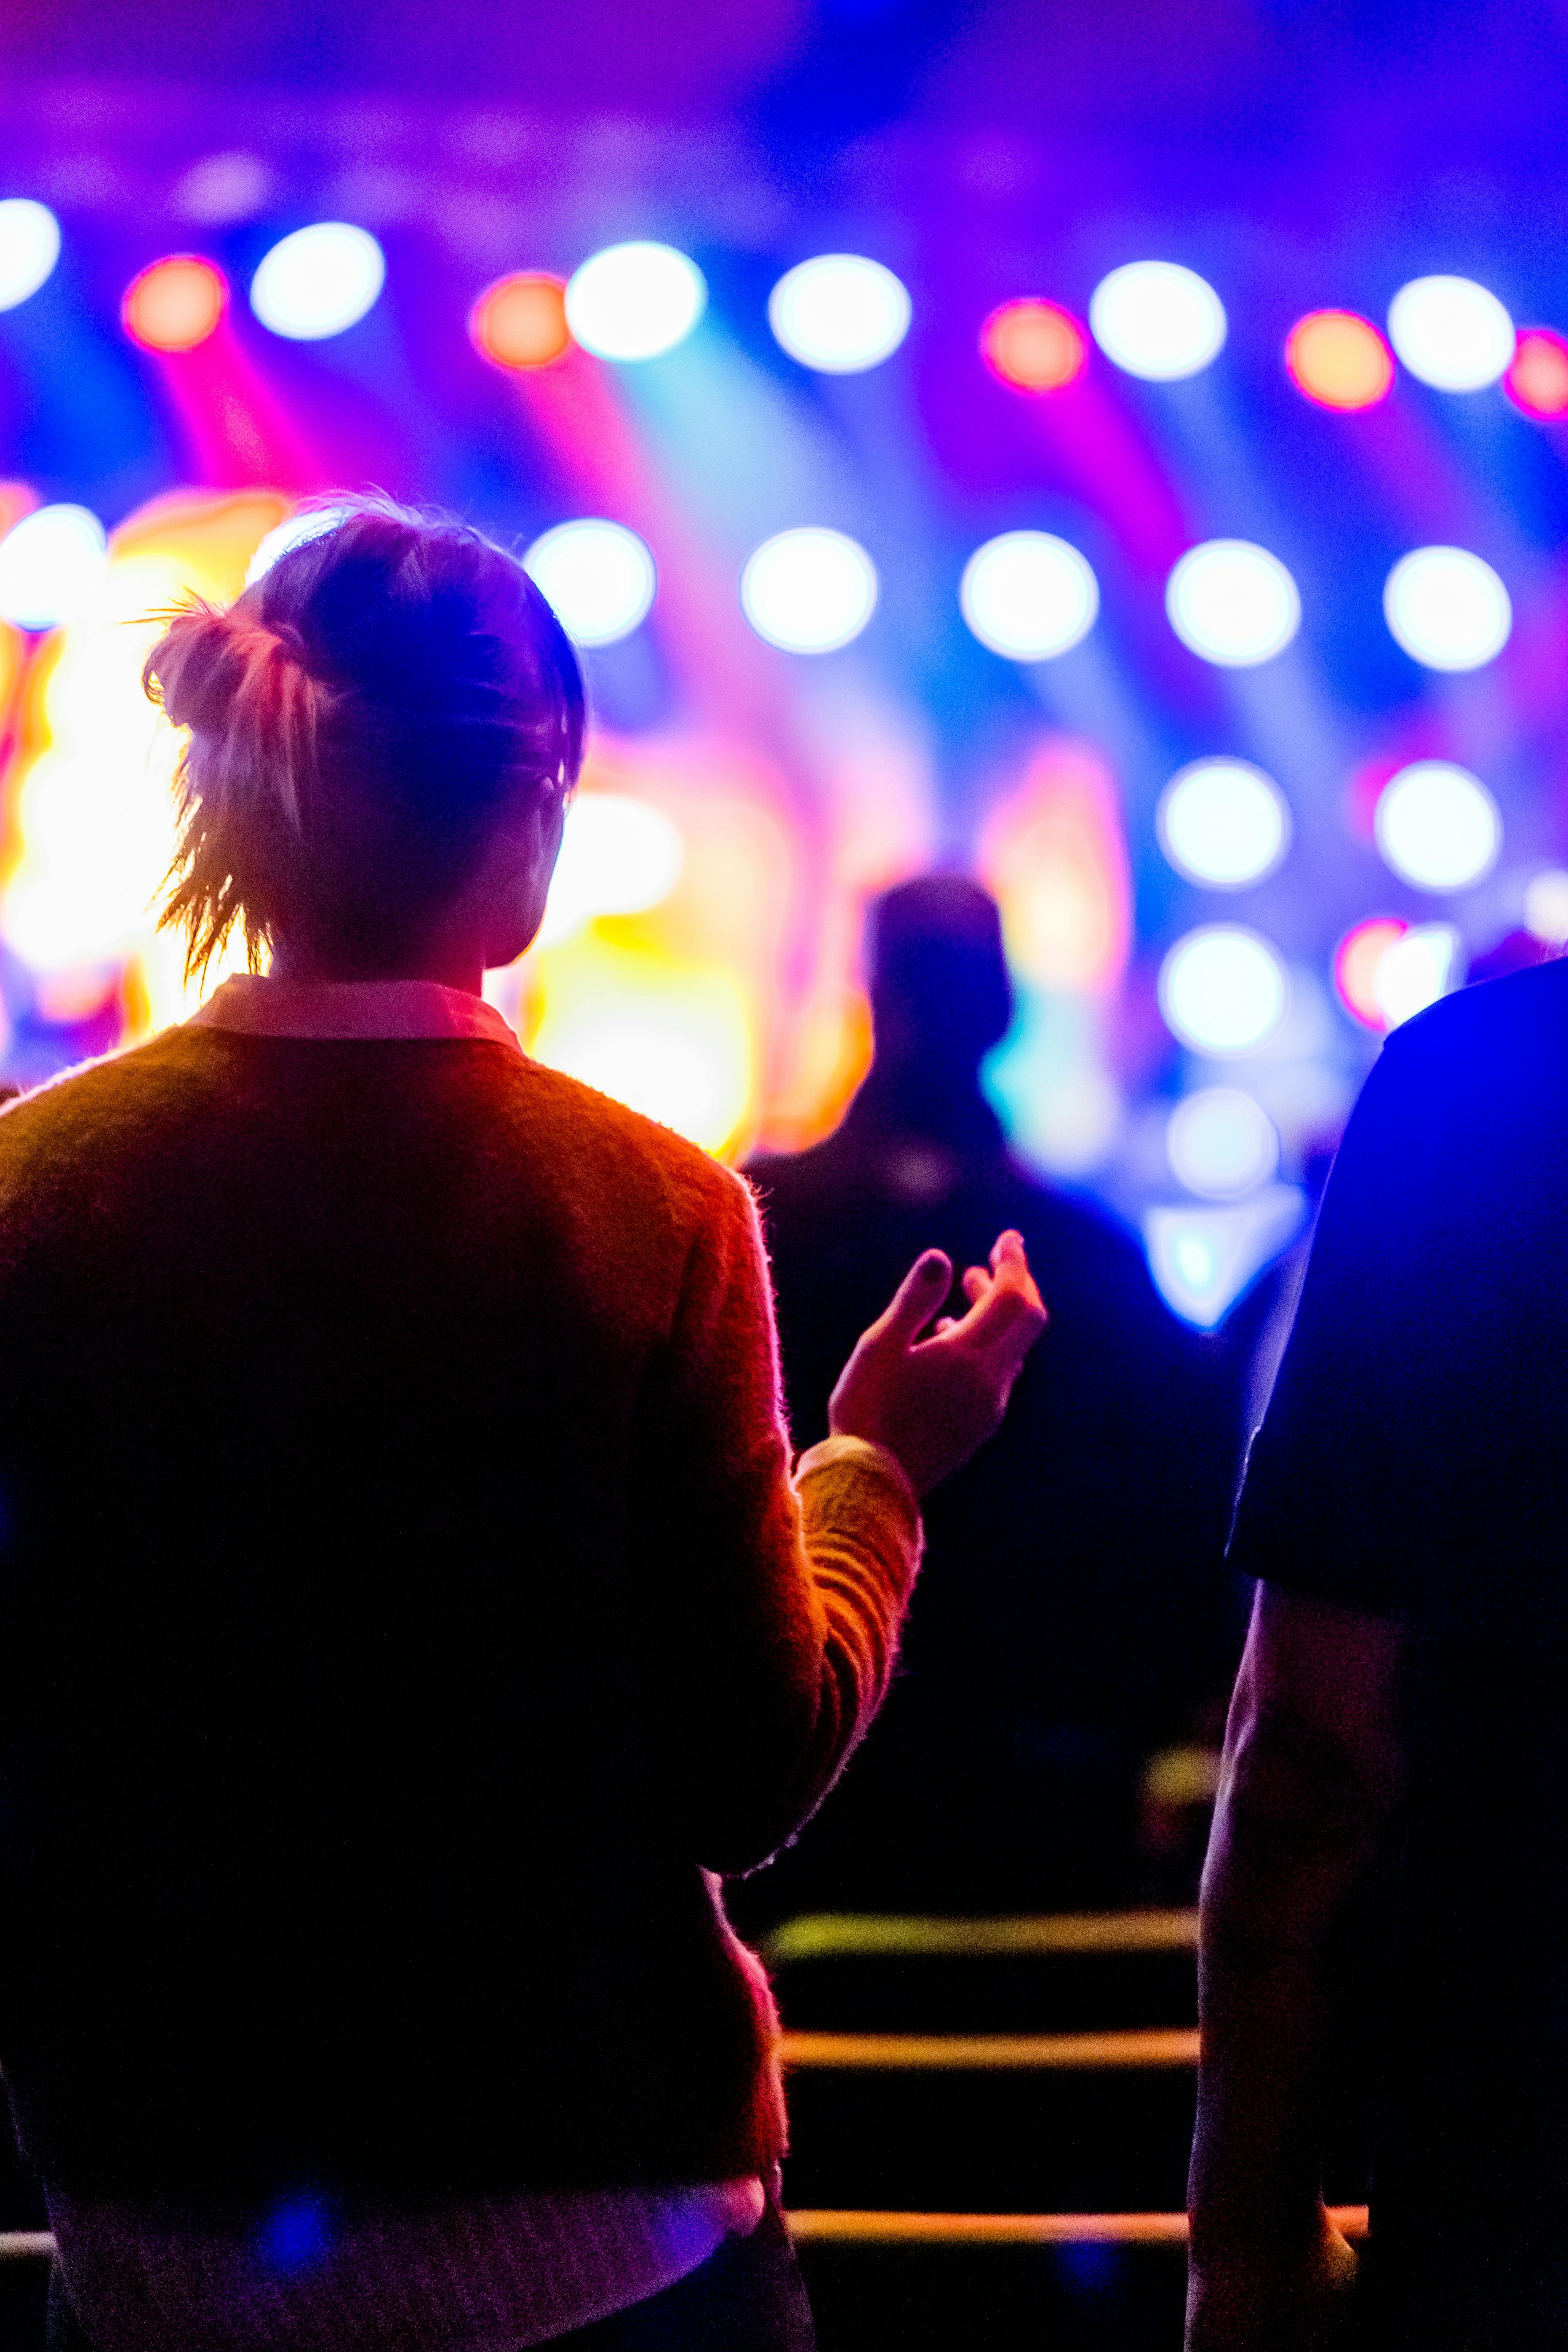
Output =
[{"x1": 143, "y1": 498, "x2": 585, "y2": 975}]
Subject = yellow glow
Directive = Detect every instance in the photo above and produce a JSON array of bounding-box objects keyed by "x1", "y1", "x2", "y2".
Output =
[
  {"x1": 527, "y1": 933, "x2": 754, "y2": 1157},
  {"x1": 0, "y1": 490, "x2": 290, "y2": 1032},
  {"x1": 979, "y1": 741, "x2": 1131, "y2": 994}
]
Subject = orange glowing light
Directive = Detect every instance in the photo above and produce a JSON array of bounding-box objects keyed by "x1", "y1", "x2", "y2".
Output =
[
  {"x1": 1505, "y1": 329, "x2": 1568, "y2": 420},
  {"x1": 1335, "y1": 918, "x2": 1406, "y2": 1031},
  {"x1": 121, "y1": 256, "x2": 229, "y2": 354},
  {"x1": 981, "y1": 300, "x2": 1086, "y2": 394},
  {"x1": 470, "y1": 273, "x2": 572, "y2": 372},
  {"x1": 979, "y1": 741, "x2": 1131, "y2": 994},
  {"x1": 1286, "y1": 311, "x2": 1393, "y2": 412}
]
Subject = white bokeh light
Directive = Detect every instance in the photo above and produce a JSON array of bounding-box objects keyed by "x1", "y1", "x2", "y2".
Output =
[
  {"x1": 524, "y1": 519, "x2": 656, "y2": 647},
  {"x1": 1088, "y1": 261, "x2": 1226, "y2": 380},
  {"x1": 741, "y1": 527, "x2": 877, "y2": 654},
  {"x1": 0, "y1": 505, "x2": 109, "y2": 631},
  {"x1": 535, "y1": 794, "x2": 684, "y2": 948},
  {"x1": 244, "y1": 505, "x2": 348, "y2": 587},
  {"x1": 1383, "y1": 546, "x2": 1512, "y2": 672},
  {"x1": 1524, "y1": 868, "x2": 1568, "y2": 946},
  {"x1": 1375, "y1": 761, "x2": 1501, "y2": 892},
  {"x1": 1166, "y1": 540, "x2": 1300, "y2": 667},
  {"x1": 1387, "y1": 275, "x2": 1515, "y2": 392},
  {"x1": 564, "y1": 242, "x2": 706, "y2": 363},
  {"x1": 250, "y1": 223, "x2": 385, "y2": 339},
  {"x1": 0, "y1": 199, "x2": 60, "y2": 311},
  {"x1": 959, "y1": 531, "x2": 1099, "y2": 661},
  {"x1": 1376, "y1": 923, "x2": 1459, "y2": 1029},
  {"x1": 768, "y1": 255, "x2": 911, "y2": 373},
  {"x1": 1159, "y1": 924, "x2": 1289, "y2": 1056},
  {"x1": 1167, "y1": 1087, "x2": 1280, "y2": 1198},
  {"x1": 1157, "y1": 759, "x2": 1291, "y2": 888}
]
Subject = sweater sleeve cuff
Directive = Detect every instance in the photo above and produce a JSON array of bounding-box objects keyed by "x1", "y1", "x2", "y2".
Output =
[{"x1": 794, "y1": 1434, "x2": 922, "y2": 1532}]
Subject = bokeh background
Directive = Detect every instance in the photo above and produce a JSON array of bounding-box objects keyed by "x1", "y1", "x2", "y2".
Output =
[{"x1": 2, "y1": 0, "x2": 1568, "y2": 1328}]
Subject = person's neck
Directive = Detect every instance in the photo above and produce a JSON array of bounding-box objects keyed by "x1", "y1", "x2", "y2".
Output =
[
  {"x1": 267, "y1": 941, "x2": 485, "y2": 997},
  {"x1": 846, "y1": 1057, "x2": 1007, "y2": 1156}
]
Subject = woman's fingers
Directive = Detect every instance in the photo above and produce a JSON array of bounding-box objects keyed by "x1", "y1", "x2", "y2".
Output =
[{"x1": 874, "y1": 1248, "x2": 953, "y2": 1347}]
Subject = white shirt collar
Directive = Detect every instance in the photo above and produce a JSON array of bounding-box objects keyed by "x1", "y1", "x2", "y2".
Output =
[{"x1": 188, "y1": 974, "x2": 523, "y2": 1052}]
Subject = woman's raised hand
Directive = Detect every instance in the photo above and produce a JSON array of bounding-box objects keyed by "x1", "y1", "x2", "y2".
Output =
[{"x1": 827, "y1": 1231, "x2": 1047, "y2": 1497}]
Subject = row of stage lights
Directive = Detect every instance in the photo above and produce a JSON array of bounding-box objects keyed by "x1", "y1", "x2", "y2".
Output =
[
  {"x1": 0, "y1": 201, "x2": 1541, "y2": 672},
  {"x1": 2, "y1": 194, "x2": 1560, "y2": 410}
]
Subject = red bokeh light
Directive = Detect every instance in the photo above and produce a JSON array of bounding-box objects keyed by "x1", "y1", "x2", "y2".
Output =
[
  {"x1": 470, "y1": 274, "x2": 572, "y2": 372},
  {"x1": 981, "y1": 300, "x2": 1086, "y2": 393},
  {"x1": 1335, "y1": 918, "x2": 1407, "y2": 1031},
  {"x1": 121, "y1": 256, "x2": 228, "y2": 354},
  {"x1": 1286, "y1": 311, "x2": 1393, "y2": 412},
  {"x1": 1505, "y1": 329, "x2": 1568, "y2": 420}
]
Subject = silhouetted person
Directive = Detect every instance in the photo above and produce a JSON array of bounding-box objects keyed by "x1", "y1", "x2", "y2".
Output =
[{"x1": 741, "y1": 877, "x2": 1243, "y2": 1925}]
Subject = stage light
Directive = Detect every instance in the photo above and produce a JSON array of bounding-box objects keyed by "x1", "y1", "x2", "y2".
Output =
[
  {"x1": 0, "y1": 199, "x2": 60, "y2": 311},
  {"x1": 1167, "y1": 1087, "x2": 1279, "y2": 1198},
  {"x1": 0, "y1": 504, "x2": 108, "y2": 630},
  {"x1": 741, "y1": 528, "x2": 877, "y2": 654},
  {"x1": 768, "y1": 255, "x2": 910, "y2": 373},
  {"x1": 564, "y1": 242, "x2": 705, "y2": 363},
  {"x1": 1376, "y1": 923, "x2": 1458, "y2": 1029},
  {"x1": 1146, "y1": 1189, "x2": 1306, "y2": 1328},
  {"x1": 1157, "y1": 759, "x2": 1290, "y2": 888},
  {"x1": 1285, "y1": 310, "x2": 1392, "y2": 410},
  {"x1": 1166, "y1": 540, "x2": 1300, "y2": 666},
  {"x1": 960, "y1": 531, "x2": 1098, "y2": 661},
  {"x1": 1158, "y1": 925, "x2": 1288, "y2": 1056},
  {"x1": 1387, "y1": 275, "x2": 1514, "y2": 392},
  {"x1": 244, "y1": 505, "x2": 348, "y2": 586},
  {"x1": 523, "y1": 519, "x2": 656, "y2": 648},
  {"x1": 1375, "y1": 760, "x2": 1500, "y2": 892},
  {"x1": 1505, "y1": 330, "x2": 1568, "y2": 420},
  {"x1": 981, "y1": 300, "x2": 1087, "y2": 393},
  {"x1": 1088, "y1": 261, "x2": 1226, "y2": 381},
  {"x1": 536, "y1": 794, "x2": 685, "y2": 948},
  {"x1": 1524, "y1": 869, "x2": 1568, "y2": 945},
  {"x1": 121, "y1": 256, "x2": 228, "y2": 354},
  {"x1": 470, "y1": 273, "x2": 571, "y2": 372},
  {"x1": 1335, "y1": 919, "x2": 1407, "y2": 1030},
  {"x1": 1383, "y1": 546, "x2": 1510, "y2": 671},
  {"x1": 249, "y1": 223, "x2": 385, "y2": 340}
]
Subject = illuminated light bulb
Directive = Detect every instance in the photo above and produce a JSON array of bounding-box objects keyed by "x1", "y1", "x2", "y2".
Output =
[
  {"x1": 1505, "y1": 329, "x2": 1568, "y2": 421},
  {"x1": 0, "y1": 504, "x2": 108, "y2": 630},
  {"x1": 1166, "y1": 540, "x2": 1300, "y2": 666},
  {"x1": 1145, "y1": 1189, "x2": 1307, "y2": 1328},
  {"x1": 1334, "y1": 918, "x2": 1407, "y2": 1031},
  {"x1": 1285, "y1": 310, "x2": 1392, "y2": 411},
  {"x1": 244, "y1": 505, "x2": 348, "y2": 587},
  {"x1": 959, "y1": 531, "x2": 1098, "y2": 661},
  {"x1": 1158, "y1": 924, "x2": 1288, "y2": 1056},
  {"x1": 250, "y1": 222, "x2": 385, "y2": 340},
  {"x1": 1524, "y1": 868, "x2": 1568, "y2": 945},
  {"x1": 1383, "y1": 546, "x2": 1511, "y2": 671},
  {"x1": 0, "y1": 199, "x2": 60, "y2": 311},
  {"x1": 1088, "y1": 260, "x2": 1226, "y2": 381},
  {"x1": 1157, "y1": 759, "x2": 1290, "y2": 888},
  {"x1": 1387, "y1": 275, "x2": 1515, "y2": 392},
  {"x1": 741, "y1": 528, "x2": 877, "y2": 654},
  {"x1": 535, "y1": 794, "x2": 684, "y2": 948},
  {"x1": 1167, "y1": 1087, "x2": 1279, "y2": 1198},
  {"x1": 122, "y1": 255, "x2": 229, "y2": 353},
  {"x1": 768, "y1": 254, "x2": 910, "y2": 373},
  {"x1": 1376, "y1": 923, "x2": 1458, "y2": 1030},
  {"x1": 981, "y1": 299, "x2": 1087, "y2": 392},
  {"x1": 564, "y1": 242, "x2": 705, "y2": 363},
  {"x1": 469, "y1": 273, "x2": 571, "y2": 371},
  {"x1": 1375, "y1": 761, "x2": 1500, "y2": 892},
  {"x1": 523, "y1": 519, "x2": 656, "y2": 647}
]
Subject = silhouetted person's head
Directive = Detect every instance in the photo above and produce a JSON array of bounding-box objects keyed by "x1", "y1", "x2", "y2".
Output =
[{"x1": 861, "y1": 876, "x2": 1014, "y2": 1135}]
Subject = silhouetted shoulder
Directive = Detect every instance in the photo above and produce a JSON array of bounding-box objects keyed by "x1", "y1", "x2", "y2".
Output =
[{"x1": 1373, "y1": 957, "x2": 1568, "y2": 1129}]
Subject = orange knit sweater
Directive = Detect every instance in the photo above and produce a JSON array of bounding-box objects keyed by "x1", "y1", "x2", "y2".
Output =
[{"x1": 0, "y1": 1000, "x2": 921, "y2": 2202}]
